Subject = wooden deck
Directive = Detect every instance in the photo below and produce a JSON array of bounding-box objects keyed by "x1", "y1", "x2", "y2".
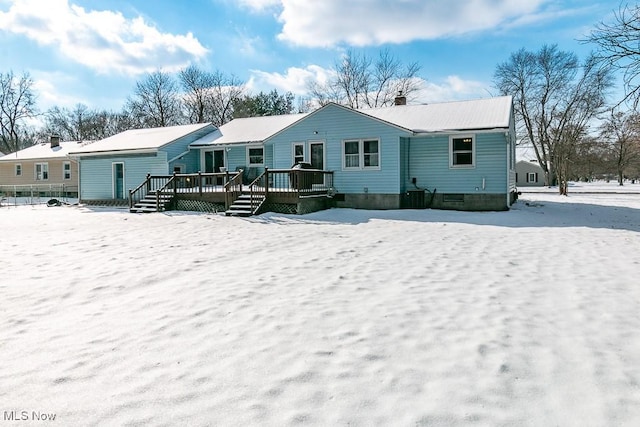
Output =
[{"x1": 129, "y1": 168, "x2": 335, "y2": 214}]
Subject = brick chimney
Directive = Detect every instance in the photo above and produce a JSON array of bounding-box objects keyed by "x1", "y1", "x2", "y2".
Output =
[
  {"x1": 394, "y1": 91, "x2": 407, "y2": 106},
  {"x1": 50, "y1": 134, "x2": 61, "y2": 148}
]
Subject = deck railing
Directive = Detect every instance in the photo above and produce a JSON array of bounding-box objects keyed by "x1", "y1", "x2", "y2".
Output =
[
  {"x1": 128, "y1": 174, "x2": 172, "y2": 208},
  {"x1": 265, "y1": 168, "x2": 334, "y2": 195},
  {"x1": 129, "y1": 172, "x2": 239, "y2": 209},
  {"x1": 128, "y1": 169, "x2": 334, "y2": 210},
  {"x1": 224, "y1": 171, "x2": 243, "y2": 210}
]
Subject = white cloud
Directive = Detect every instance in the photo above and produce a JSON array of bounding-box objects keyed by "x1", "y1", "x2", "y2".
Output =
[
  {"x1": 249, "y1": 65, "x2": 333, "y2": 95},
  {"x1": 240, "y1": 0, "x2": 548, "y2": 47},
  {"x1": 0, "y1": 0, "x2": 208, "y2": 75},
  {"x1": 249, "y1": 65, "x2": 489, "y2": 104},
  {"x1": 237, "y1": 0, "x2": 281, "y2": 12},
  {"x1": 32, "y1": 73, "x2": 86, "y2": 109},
  {"x1": 413, "y1": 76, "x2": 491, "y2": 104}
]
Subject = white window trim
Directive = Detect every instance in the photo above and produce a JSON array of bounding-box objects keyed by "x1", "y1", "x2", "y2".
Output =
[
  {"x1": 35, "y1": 162, "x2": 49, "y2": 181},
  {"x1": 341, "y1": 138, "x2": 381, "y2": 171},
  {"x1": 246, "y1": 145, "x2": 265, "y2": 167},
  {"x1": 15, "y1": 163, "x2": 22, "y2": 176},
  {"x1": 449, "y1": 134, "x2": 476, "y2": 169},
  {"x1": 292, "y1": 142, "x2": 305, "y2": 165},
  {"x1": 63, "y1": 161, "x2": 71, "y2": 180},
  {"x1": 527, "y1": 172, "x2": 536, "y2": 183}
]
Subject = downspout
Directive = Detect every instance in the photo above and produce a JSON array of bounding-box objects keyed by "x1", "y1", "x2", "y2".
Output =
[
  {"x1": 66, "y1": 153, "x2": 80, "y2": 203},
  {"x1": 506, "y1": 131, "x2": 511, "y2": 208}
]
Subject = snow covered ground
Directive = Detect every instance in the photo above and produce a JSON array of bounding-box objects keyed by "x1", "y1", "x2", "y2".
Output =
[{"x1": 1, "y1": 185, "x2": 639, "y2": 426}]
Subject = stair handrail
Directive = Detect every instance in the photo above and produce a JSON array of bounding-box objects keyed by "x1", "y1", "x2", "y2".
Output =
[
  {"x1": 223, "y1": 171, "x2": 244, "y2": 210},
  {"x1": 129, "y1": 173, "x2": 152, "y2": 208},
  {"x1": 154, "y1": 175, "x2": 178, "y2": 211},
  {"x1": 248, "y1": 168, "x2": 268, "y2": 214}
]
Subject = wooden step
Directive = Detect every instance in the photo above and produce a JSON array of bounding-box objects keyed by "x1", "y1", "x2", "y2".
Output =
[
  {"x1": 225, "y1": 193, "x2": 265, "y2": 216},
  {"x1": 130, "y1": 192, "x2": 174, "y2": 213}
]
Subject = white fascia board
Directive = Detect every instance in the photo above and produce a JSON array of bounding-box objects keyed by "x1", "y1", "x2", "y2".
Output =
[{"x1": 71, "y1": 148, "x2": 158, "y2": 157}]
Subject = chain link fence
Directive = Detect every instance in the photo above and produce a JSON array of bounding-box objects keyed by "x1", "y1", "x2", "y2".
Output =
[{"x1": 0, "y1": 184, "x2": 78, "y2": 207}]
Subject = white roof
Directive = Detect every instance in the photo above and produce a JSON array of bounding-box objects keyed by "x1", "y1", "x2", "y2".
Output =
[
  {"x1": 191, "y1": 113, "x2": 308, "y2": 146},
  {"x1": 70, "y1": 123, "x2": 214, "y2": 154},
  {"x1": 0, "y1": 140, "x2": 85, "y2": 161},
  {"x1": 361, "y1": 96, "x2": 513, "y2": 133},
  {"x1": 188, "y1": 96, "x2": 513, "y2": 148}
]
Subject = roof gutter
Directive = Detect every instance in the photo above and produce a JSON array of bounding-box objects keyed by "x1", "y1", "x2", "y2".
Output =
[
  {"x1": 411, "y1": 127, "x2": 510, "y2": 136},
  {"x1": 68, "y1": 148, "x2": 158, "y2": 157}
]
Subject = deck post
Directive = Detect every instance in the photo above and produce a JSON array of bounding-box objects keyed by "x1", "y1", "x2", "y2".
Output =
[
  {"x1": 173, "y1": 172, "x2": 177, "y2": 198},
  {"x1": 198, "y1": 171, "x2": 203, "y2": 196},
  {"x1": 128, "y1": 189, "x2": 133, "y2": 209},
  {"x1": 264, "y1": 167, "x2": 269, "y2": 199},
  {"x1": 145, "y1": 173, "x2": 151, "y2": 192}
]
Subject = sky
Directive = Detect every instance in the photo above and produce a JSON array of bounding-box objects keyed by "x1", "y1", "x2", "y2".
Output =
[{"x1": 0, "y1": 0, "x2": 620, "y2": 113}]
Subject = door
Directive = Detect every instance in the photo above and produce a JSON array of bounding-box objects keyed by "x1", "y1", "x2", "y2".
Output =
[
  {"x1": 113, "y1": 162, "x2": 124, "y2": 199},
  {"x1": 310, "y1": 141, "x2": 324, "y2": 185},
  {"x1": 213, "y1": 150, "x2": 225, "y2": 172},
  {"x1": 204, "y1": 151, "x2": 214, "y2": 173},
  {"x1": 204, "y1": 150, "x2": 225, "y2": 185},
  {"x1": 204, "y1": 150, "x2": 225, "y2": 173}
]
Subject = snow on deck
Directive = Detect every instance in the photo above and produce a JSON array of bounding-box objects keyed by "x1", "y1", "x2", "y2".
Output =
[{"x1": 1, "y1": 190, "x2": 639, "y2": 425}]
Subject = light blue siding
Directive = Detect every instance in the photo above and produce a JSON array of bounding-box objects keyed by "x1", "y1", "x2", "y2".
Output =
[
  {"x1": 170, "y1": 149, "x2": 199, "y2": 173},
  {"x1": 161, "y1": 125, "x2": 216, "y2": 163},
  {"x1": 267, "y1": 104, "x2": 408, "y2": 194},
  {"x1": 225, "y1": 146, "x2": 246, "y2": 172},
  {"x1": 79, "y1": 152, "x2": 167, "y2": 200},
  {"x1": 407, "y1": 133, "x2": 508, "y2": 194}
]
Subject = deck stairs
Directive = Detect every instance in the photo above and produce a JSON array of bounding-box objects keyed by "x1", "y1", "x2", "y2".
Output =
[
  {"x1": 130, "y1": 191, "x2": 173, "y2": 213},
  {"x1": 225, "y1": 192, "x2": 266, "y2": 217}
]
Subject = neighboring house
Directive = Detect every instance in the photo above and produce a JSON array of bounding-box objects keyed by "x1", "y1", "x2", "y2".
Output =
[
  {"x1": 516, "y1": 160, "x2": 545, "y2": 187},
  {"x1": 69, "y1": 123, "x2": 215, "y2": 204},
  {"x1": 0, "y1": 136, "x2": 80, "y2": 196},
  {"x1": 189, "y1": 96, "x2": 517, "y2": 211}
]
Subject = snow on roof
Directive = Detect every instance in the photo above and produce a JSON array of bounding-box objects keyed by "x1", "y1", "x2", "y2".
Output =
[
  {"x1": 191, "y1": 113, "x2": 308, "y2": 146},
  {"x1": 0, "y1": 140, "x2": 85, "y2": 161},
  {"x1": 70, "y1": 123, "x2": 214, "y2": 154},
  {"x1": 361, "y1": 96, "x2": 513, "y2": 132}
]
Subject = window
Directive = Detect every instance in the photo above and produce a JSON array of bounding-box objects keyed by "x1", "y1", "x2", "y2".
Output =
[
  {"x1": 35, "y1": 163, "x2": 49, "y2": 181},
  {"x1": 527, "y1": 172, "x2": 537, "y2": 183},
  {"x1": 450, "y1": 135, "x2": 474, "y2": 167},
  {"x1": 63, "y1": 162, "x2": 71, "y2": 180},
  {"x1": 292, "y1": 143, "x2": 305, "y2": 165},
  {"x1": 15, "y1": 164, "x2": 21, "y2": 176},
  {"x1": 343, "y1": 139, "x2": 380, "y2": 170},
  {"x1": 247, "y1": 146, "x2": 264, "y2": 166}
]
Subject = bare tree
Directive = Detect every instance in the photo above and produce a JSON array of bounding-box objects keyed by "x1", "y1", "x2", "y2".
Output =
[
  {"x1": 599, "y1": 110, "x2": 640, "y2": 185},
  {"x1": 178, "y1": 66, "x2": 245, "y2": 127},
  {"x1": 308, "y1": 49, "x2": 421, "y2": 109},
  {"x1": 45, "y1": 104, "x2": 135, "y2": 141},
  {"x1": 494, "y1": 45, "x2": 613, "y2": 194},
  {"x1": 586, "y1": 3, "x2": 640, "y2": 107},
  {"x1": 0, "y1": 71, "x2": 37, "y2": 153},
  {"x1": 126, "y1": 70, "x2": 183, "y2": 128}
]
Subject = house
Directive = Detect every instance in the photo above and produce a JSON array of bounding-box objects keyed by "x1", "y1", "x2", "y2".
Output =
[
  {"x1": 0, "y1": 136, "x2": 81, "y2": 197},
  {"x1": 516, "y1": 160, "x2": 545, "y2": 187},
  {"x1": 187, "y1": 96, "x2": 516, "y2": 213},
  {"x1": 69, "y1": 123, "x2": 216, "y2": 204}
]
